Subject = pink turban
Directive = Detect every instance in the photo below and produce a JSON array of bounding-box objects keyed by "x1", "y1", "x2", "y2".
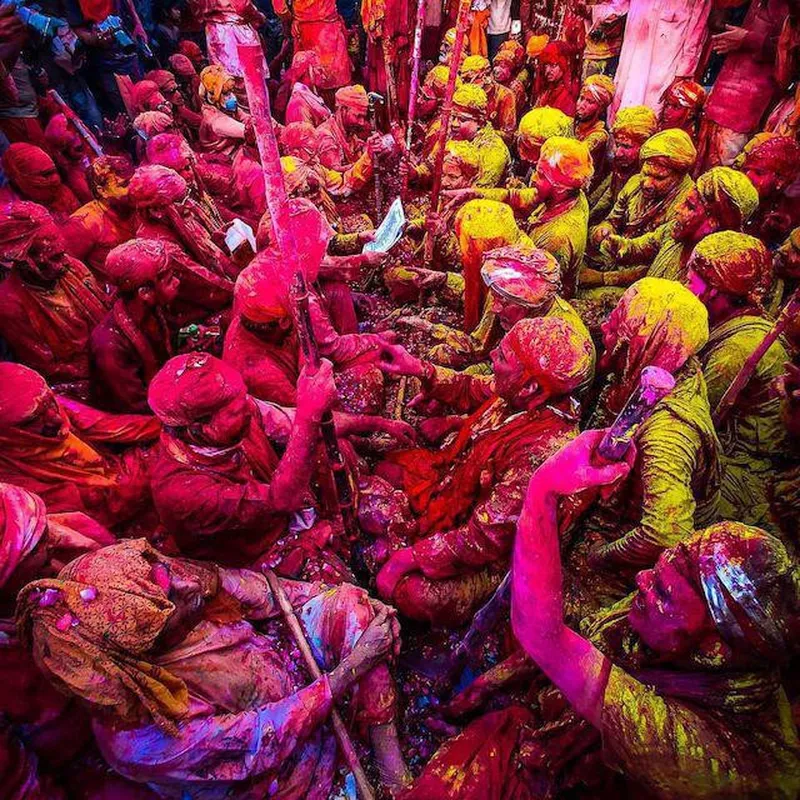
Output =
[
  {"x1": 148, "y1": 353, "x2": 246, "y2": 427},
  {"x1": 129, "y1": 165, "x2": 188, "y2": 209}
]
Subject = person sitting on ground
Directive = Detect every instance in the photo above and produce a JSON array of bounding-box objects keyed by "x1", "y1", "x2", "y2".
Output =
[
  {"x1": 17, "y1": 538, "x2": 412, "y2": 797},
  {"x1": 373, "y1": 316, "x2": 594, "y2": 627}
]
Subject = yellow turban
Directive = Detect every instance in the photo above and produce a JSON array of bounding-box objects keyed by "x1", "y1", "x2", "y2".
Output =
[
  {"x1": 518, "y1": 107, "x2": 574, "y2": 148},
  {"x1": 695, "y1": 167, "x2": 759, "y2": 228},
  {"x1": 612, "y1": 105, "x2": 658, "y2": 142},
  {"x1": 199, "y1": 64, "x2": 233, "y2": 105},
  {"x1": 640, "y1": 128, "x2": 697, "y2": 172},
  {"x1": 423, "y1": 64, "x2": 456, "y2": 94},
  {"x1": 456, "y1": 199, "x2": 528, "y2": 330},
  {"x1": 538, "y1": 136, "x2": 594, "y2": 190},
  {"x1": 609, "y1": 277, "x2": 709, "y2": 384},
  {"x1": 452, "y1": 83, "x2": 488, "y2": 118},
  {"x1": 581, "y1": 74, "x2": 615, "y2": 106},
  {"x1": 443, "y1": 28, "x2": 456, "y2": 47},
  {"x1": 689, "y1": 231, "x2": 772, "y2": 304},
  {"x1": 460, "y1": 55, "x2": 490, "y2": 82}
]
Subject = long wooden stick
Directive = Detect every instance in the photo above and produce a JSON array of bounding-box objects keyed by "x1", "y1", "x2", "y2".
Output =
[
  {"x1": 713, "y1": 289, "x2": 800, "y2": 427},
  {"x1": 263, "y1": 570, "x2": 376, "y2": 800},
  {"x1": 402, "y1": 0, "x2": 427, "y2": 200},
  {"x1": 237, "y1": 42, "x2": 359, "y2": 542},
  {"x1": 422, "y1": 0, "x2": 471, "y2": 263}
]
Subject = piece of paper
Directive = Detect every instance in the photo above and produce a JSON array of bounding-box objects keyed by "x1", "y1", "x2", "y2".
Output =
[
  {"x1": 363, "y1": 197, "x2": 406, "y2": 253},
  {"x1": 225, "y1": 218, "x2": 256, "y2": 253}
]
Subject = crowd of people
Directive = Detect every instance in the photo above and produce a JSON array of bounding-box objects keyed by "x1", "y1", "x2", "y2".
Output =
[{"x1": 1, "y1": 0, "x2": 800, "y2": 797}]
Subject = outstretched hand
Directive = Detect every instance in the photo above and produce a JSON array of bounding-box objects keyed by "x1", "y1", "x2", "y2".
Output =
[{"x1": 530, "y1": 429, "x2": 634, "y2": 500}]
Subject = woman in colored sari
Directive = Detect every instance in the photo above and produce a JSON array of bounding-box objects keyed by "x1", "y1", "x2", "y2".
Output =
[{"x1": 17, "y1": 538, "x2": 411, "y2": 798}]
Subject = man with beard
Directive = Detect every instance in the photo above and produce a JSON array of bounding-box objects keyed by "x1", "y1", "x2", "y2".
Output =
[
  {"x1": 588, "y1": 105, "x2": 657, "y2": 224},
  {"x1": 590, "y1": 166, "x2": 760, "y2": 286},
  {"x1": 128, "y1": 164, "x2": 238, "y2": 281},
  {"x1": 316, "y1": 84, "x2": 379, "y2": 174},
  {"x1": 688, "y1": 232, "x2": 789, "y2": 530},
  {"x1": 61, "y1": 156, "x2": 137, "y2": 280},
  {"x1": 0, "y1": 203, "x2": 108, "y2": 394}
]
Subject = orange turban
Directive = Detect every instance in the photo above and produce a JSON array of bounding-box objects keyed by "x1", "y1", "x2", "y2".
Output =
[
  {"x1": 503, "y1": 316, "x2": 594, "y2": 396},
  {"x1": 526, "y1": 34, "x2": 549, "y2": 58},
  {"x1": 482, "y1": 244, "x2": 561, "y2": 311},
  {"x1": 129, "y1": 165, "x2": 188, "y2": 209},
  {"x1": 689, "y1": 231, "x2": 772, "y2": 304},
  {"x1": 335, "y1": 84, "x2": 369, "y2": 112},
  {"x1": 199, "y1": 64, "x2": 234, "y2": 105},
  {"x1": 537, "y1": 136, "x2": 593, "y2": 189},
  {"x1": 581, "y1": 74, "x2": 615, "y2": 107},
  {"x1": 148, "y1": 353, "x2": 246, "y2": 427}
]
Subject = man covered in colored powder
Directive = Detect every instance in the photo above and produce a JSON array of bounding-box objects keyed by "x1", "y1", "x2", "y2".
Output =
[{"x1": 373, "y1": 316, "x2": 594, "y2": 627}]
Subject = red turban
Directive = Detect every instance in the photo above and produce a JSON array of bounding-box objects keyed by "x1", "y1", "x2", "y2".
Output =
[
  {"x1": 177, "y1": 40, "x2": 204, "y2": 63},
  {"x1": 43, "y1": 114, "x2": 81, "y2": 152},
  {"x1": 234, "y1": 259, "x2": 292, "y2": 323},
  {"x1": 1, "y1": 143, "x2": 62, "y2": 204},
  {"x1": 129, "y1": 165, "x2": 188, "y2": 209},
  {"x1": 144, "y1": 69, "x2": 177, "y2": 92},
  {"x1": 0, "y1": 363, "x2": 52, "y2": 430},
  {"x1": 104, "y1": 239, "x2": 170, "y2": 291},
  {"x1": 335, "y1": 85, "x2": 369, "y2": 112},
  {"x1": 148, "y1": 353, "x2": 246, "y2": 427},
  {"x1": 740, "y1": 134, "x2": 800, "y2": 184},
  {"x1": 661, "y1": 78, "x2": 706, "y2": 111},
  {"x1": 256, "y1": 197, "x2": 335, "y2": 282},
  {"x1": 0, "y1": 482, "x2": 47, "y2": 590},
  {"x1": 0, "y1": 201, "x2": 61, "y2": 263},
  {"x1": 168, "y1": 54, "x2": 197, "y2": 79},
  {"x1": 538, "y1": 41, "x2": 571, "y2": 72},
  {"x1": 503, "y1": 316, "x2": 594, "y2": 396},
  {"x1": 689, "y1": 231, "x2": 772, "y2": 304},
  {"x1": 481, "y1": 244, "x2": 561, "y2": 311},
  {"x1": 130, "y1": 80, "x2": 164, "y2": 114}
]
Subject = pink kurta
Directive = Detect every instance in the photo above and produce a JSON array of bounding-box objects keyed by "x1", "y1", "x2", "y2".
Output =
[{"x1": 610, "y1": 0, "x2": 713, "y2": 121}]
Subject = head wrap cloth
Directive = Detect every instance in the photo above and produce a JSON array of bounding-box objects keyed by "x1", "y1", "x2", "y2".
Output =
[
  {"x1": 503, "y1": 316, "x2": 594, "y2": 395},
  {"x1": 640, "y1": 128, "x2": 697, "y2": 172}
]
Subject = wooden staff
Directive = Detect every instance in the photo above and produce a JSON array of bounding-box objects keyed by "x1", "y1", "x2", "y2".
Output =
[
  {"x1": 402, "y1": 0, "x2": 427, "y2": 200},
  {"x1": 422, "y1": 0, "x2": 471, "y2": 263},
  {"x1": 263, "y1": 570, "x2": 376, "y2": 800},
  {"x1": 382, "y1": 36, "x2": 398, "y2": 124},
  {"x1": 713, "y1": 289, "x2": 800, "y2": 427},
  {"x1": 236, "y1": 42, "x2": 359, "y2": 544}
]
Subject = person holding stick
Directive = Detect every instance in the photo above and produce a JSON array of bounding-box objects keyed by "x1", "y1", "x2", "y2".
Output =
[
  {"x1": 687, "y1": 231, "x2": 790, "y2": 531},
  {"x1": 16, "y1": 538, "x2": 412, "y2": 797}
]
